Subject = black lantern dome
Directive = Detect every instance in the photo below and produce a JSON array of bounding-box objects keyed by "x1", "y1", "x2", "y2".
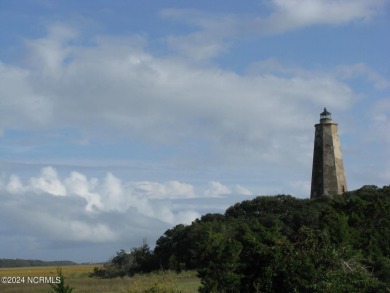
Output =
[{"x1": 320, "y1": 107, "x2": 332, "y2": 123}]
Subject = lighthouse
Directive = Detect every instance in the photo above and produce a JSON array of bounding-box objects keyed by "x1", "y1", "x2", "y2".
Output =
[{"x1": 310, "y1": 108, "x2": 347, "y2": 198}]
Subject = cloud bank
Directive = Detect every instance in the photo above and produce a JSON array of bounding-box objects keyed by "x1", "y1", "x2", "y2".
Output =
[
  {"x1": 0, "y1": 23, "x2": 361, "y2": 168},
  {"x1": 0, "y1": 167, "x2": 253, "y2": 258}
]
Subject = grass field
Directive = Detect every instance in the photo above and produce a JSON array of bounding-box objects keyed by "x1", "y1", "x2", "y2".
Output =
[{"x1": 0, "y1": 265, "x2": 201, "y2": 293}]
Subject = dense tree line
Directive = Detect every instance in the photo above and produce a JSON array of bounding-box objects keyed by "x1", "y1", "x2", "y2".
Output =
[
  {"x1": 92, "y1": 185, "x2": 390, "y2": 292},
  {"x1": 0, "y1": 259, "x2": 76, "y2": 268}
]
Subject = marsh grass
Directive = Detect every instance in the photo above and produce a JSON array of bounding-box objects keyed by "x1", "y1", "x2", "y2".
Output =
[{"x1": 0, "y1": 265, "x2": 200, "y2": 293}]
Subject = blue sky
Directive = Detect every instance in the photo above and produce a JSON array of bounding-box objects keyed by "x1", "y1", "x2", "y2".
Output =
[{"x1": 1, "y1": 0, "x2": 389, "y2": 262}]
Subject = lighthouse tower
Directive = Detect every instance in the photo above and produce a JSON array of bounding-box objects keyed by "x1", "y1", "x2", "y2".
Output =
[{"x1": 310, "y1": 108, "x2": 347, "y2": 198}]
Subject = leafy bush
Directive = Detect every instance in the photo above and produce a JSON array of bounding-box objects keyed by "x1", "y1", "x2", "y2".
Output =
[{"x1": 91, "y1": 241, "x2": 155, "y2": 278}]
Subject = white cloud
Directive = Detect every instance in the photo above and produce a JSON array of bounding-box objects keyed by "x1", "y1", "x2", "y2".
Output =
[
  {"x1": 29, "y1": 166, "x2": 66, "y2": 196},
  {"x1": 64, "y1": 171, "x2": 103, "y2": 212},
  {"x1": 0, "y1": 24, "x2": 359, "y2": 168},
  {"x1": 0, "y1": 167, "x2": 255, "y2": 233},
  {"x1": 1, "y1": 167, "x2": 200, "y2": 223},
  {"x1": 100, "y1": 173, "x2": 127, "y2": 211},
  {"x1": 0, "y1": 167, "x2": 207, "y2": 258},
  {"x1": 260, "y1": 0, "x2": 388, "y2": 34},
  {"x1": 281, "y1": 0, "x2": 379, "y2": 21},
  {"x1": 1, "y1": 166, "x2": 258, "y2": 261},
  {"x1": 205, "y1": 181, "x2": 232, "y2": 196}
]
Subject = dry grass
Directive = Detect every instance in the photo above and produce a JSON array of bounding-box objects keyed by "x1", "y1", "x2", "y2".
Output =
[{"x1": 0, "y1": 265, "x2": 200, "y2": 293}]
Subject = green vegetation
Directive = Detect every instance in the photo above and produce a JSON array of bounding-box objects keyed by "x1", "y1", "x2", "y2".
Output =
[
  {"x1": 0, "y1": 265, "x2": 199, "y2": 293},
  {"x1": 92, "y1": 185, "x2": 390, "y2": 292},
  {"x1": 92, "y1": 241, "x2": 156, "y2": 278},
  {"x1": 48, "y1": 267, "x2": 74, "y2": 293},
  {"x1": 125, "y1": 271, "x2": 198, "y2": 293}
]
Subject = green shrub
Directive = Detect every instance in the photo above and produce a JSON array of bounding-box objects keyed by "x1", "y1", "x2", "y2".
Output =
[{"x1": 48, "y1": 267, "x2": 74, "y2": 293}]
